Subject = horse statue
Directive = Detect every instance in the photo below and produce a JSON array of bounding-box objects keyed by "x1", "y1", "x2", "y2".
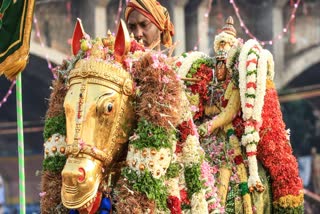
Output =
[{"x1": 41, "y1": 19, "x2": 136, "y2": 213}]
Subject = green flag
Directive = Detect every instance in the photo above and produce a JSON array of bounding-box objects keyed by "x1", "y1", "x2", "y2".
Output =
[{"x1": 0, "y1": 0, "x2": 35, "y2": 80}]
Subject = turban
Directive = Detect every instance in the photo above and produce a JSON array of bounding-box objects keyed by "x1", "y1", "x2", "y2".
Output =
[{"x1": 125, "y1": 0, "x2": 174, "y2": 47}]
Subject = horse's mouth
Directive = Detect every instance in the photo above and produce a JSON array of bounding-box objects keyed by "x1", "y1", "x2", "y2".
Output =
[{"x1": 79, "y1": 194, "x2": 97, "y2": 210}]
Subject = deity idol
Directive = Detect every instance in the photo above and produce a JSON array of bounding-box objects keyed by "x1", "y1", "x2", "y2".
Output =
[{"x1": 176, "y1": 17, "x2": 304, "y2": 213}]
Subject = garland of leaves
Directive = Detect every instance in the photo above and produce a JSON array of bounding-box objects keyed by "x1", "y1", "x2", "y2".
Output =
[
  {"x1": 122, "y1": 168, "x2": 169, "y2": 211},
  {"x1": 43, "y1": 114, "x2": 66, "y2": 141},
  {"x1": 130, "y1": 118, "x2": 174, "y2": 150},
  {"x1": 185, "y1": 57, "x2": 215, "y2": 120},
  {"x1": 42, "y1": 155, "x2": 67, "y2": 172},
  {"x1": 184, "y1": 164, "x2": 204, "y2": 197}
]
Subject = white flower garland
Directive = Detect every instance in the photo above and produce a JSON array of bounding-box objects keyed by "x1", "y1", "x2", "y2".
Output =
[
  {"x1": 166, "y1": 177, "x2": 180, "y2": 199},
  {"x1": 191, "y1": 189, "x2": 209, "y2": 214},
  {"x1": 226, "y1": 39, "x2": 242, "y2": 70},
  {"x1": 241, "y1": 130, "x2": 260, "y2": 146},
  {"x1": 238, "y1": 39, "x2": 272, "y2": 192},
  {"x1": 43, "y1": 133, "x2": 67, "y2": 158},
  {"x1": 252, "y1": 49, "x2": 269, "y2": 122},
  {"x1": 182, "y1": 135, "x2": 203, "y2": 165},
  {"x1": 238, "y1": 39, "x2": 259, "y2": 117},
  {"x1": 176, "y1": 51, "x2": 208, "y2": 78},
  {"x1": 126, "y1": 145, "x2": 173, "y2": 179},
  {"x1": 213, "y1": 32, "x2": 238, "y2": 53},
  {"x1": 179, "y1": 91, "x2": 195, "y2": 124},
  {"x1": 178, "y1": 110, "x2": 212, "y2": 212}
]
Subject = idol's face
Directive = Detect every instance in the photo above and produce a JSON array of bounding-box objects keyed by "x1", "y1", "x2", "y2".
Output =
[
  {"x1": 127, "y1": 10, "x2": 161, "y2": 48},
  {"x1": 216, "y1": 61, "x2": 227, "y2": 81}
]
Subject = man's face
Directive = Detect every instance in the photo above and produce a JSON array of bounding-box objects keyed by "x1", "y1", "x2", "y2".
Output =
[{"x1": 127, "y1": 10, "x2": 161, "y2": 48}]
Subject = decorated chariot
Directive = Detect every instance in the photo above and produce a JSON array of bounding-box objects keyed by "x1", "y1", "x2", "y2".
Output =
[{"x1": 40, "y1": 17, "x2": 304, "y2": 214}]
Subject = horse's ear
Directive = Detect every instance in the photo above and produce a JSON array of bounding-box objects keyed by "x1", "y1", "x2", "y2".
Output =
[
  {"x1": 71, "y1": 18, "x2": 86, "y2": 55},
  {"x1": 114, "y1": 19, "x2": 131, "y2": 62}
]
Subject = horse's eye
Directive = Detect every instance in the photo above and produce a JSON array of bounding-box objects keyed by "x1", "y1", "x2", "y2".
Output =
[{"x1": 106, "y1": 103, "x2": 113, "y2": 112}]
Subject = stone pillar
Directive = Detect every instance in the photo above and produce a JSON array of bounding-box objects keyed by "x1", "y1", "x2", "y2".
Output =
[
  {"x1": 272, "y1": 0, "x2": 287, "y2": 88},
  {"x1": 197, "y1": 0, "x2": 210, "y2": 54},
  {"x1": 172, "y1": 0, "x2": 188, "y2": 55},
  {"x1": 95, "y1": 0, "x2": 110, "y2": 37},
  {"x1": 185, "y1": 0, "x2": 209, "y2": 54}
]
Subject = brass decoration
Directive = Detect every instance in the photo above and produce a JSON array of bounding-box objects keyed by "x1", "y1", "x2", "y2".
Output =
[
  {"x1": 142, "y1": 149, "x2": 148, "y2": 158},
  {"x1": 52, "y1": 146, "x2": 57, "y2": 153},
  {"x1": 149, "y1": 161, "x2": 154, "y2": 168},
  {"x1": 62, "y1": 53, "x2": 135, "y2": 209},
  {"x1": 43, "y1": 133, "x2": 67, "y2": 158},
  {"x1": 222, "y1": 16, "x2": 237, "y2": 37},
  {"x1": 151, "y1": 149, "x2": 157, "y2": 155},
  {"x1": 60, "y1": 147, "x2": 66, "y2": 154},
  {"x1": 139, "y1": 164, "x2": 145, "y2": 171},
  {"x1": 102, "y1": 30, "x2": 115, "y2": 51}
]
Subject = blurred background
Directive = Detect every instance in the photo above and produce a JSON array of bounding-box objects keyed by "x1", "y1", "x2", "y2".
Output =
[{"x1": 0, "y1": 0, "x2": 320, "y2": 213}]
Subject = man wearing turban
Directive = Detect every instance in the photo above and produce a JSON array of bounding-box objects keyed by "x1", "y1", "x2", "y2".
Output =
[{"x1": 125, "y1": 0, "x2": 174, "y2": 50}]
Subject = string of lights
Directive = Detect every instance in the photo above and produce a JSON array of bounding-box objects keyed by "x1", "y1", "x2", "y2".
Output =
[
  {"x1": 0, "y1": 81, "x2": 16, "y2": 108},
  {"x1": 229, "y1": 0, "x2": 301, "y2": 45},
  {"x1": 33, "y1": 14, "x2": 56, "y2": 79}
]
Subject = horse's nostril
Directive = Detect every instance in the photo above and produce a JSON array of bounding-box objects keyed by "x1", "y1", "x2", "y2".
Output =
[{"x1": 78, "y1": 167, "x2": 86, "y2": 183}]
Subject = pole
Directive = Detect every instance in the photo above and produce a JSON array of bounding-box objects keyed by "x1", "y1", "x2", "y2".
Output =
[{"x1": 16, "y1": 73, "x2": 26, "y2": 213}]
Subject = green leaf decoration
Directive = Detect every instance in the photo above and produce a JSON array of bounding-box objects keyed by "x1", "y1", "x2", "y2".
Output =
[
  {"x1": 165, "y1": 163, "x2": 181, "y2": 179},
  {"x1": 43, "y1": 114, "x2": 66, "y2": 141},
  {"x1": 43, "y1": 154, "x2": 67, "y2": 172},
  {"x1": 122, "y1": 167, "x2": 169, "y2": 211},
  {"x1": 184, "y1": 163, "x2": 204, "y2": 197},
  {"x1": 130, "y1": 118, "x2": 175, "y2": 150}
]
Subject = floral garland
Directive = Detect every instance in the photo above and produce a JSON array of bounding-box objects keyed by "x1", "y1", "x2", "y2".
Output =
[
  {"x1": 237, "y1": 39, "x2": 304, "y2": 211},
  {"x1": 175, "y1": 55, "x2": 215, "y2": 120},
  {"x1": 119, "y1": 52, "x2": 216, "y2": 213},
  {"x1": 237, "y1": 39, "x2": 265, "y2": 192},
  {"x1": 176, "y1": 101, "x2": 222, "y2": 213},
  {"x1": 175, "y1": 51, "x2": 207, "y2": 79},
  {"x1": 213, "y1": 32, "x2": 238, "y2": 54},
  {"x1": 226, "y1": 38, "x2": 243, "y2": 87},
  {"x1": 257, "y1": 83, "x2": 304, "y2": 212}
]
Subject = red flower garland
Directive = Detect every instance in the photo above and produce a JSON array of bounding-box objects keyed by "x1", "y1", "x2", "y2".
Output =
[
  {"x1": 189, "y1": 64, "x2": 213, "y2": 120},
  {"x1": 257, "y1": 88, "x2": 303, "y2": 200},
  {"x1": 178, "y1": 119, "x2": 197, "y2": 143},
  {"x1": 176, "y1": 119, "x2": 197, "y2": 154},
  {"x1": 180, "y1": 189, "x2": 191, "y2": 206},
  {"x1": 167, "y1": 196, "x2": 182, "y2": 214},
  {"x1": 234, "y1": 155, "x2": 244, "y2": 165},
  {"x1": 232, "y1": 112, "x2": 245, "y2": 138}
]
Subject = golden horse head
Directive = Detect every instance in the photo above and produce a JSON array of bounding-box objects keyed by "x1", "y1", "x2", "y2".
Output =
[{"x1": 61, "y1": 19, "x2": 134, "y2": 212}]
